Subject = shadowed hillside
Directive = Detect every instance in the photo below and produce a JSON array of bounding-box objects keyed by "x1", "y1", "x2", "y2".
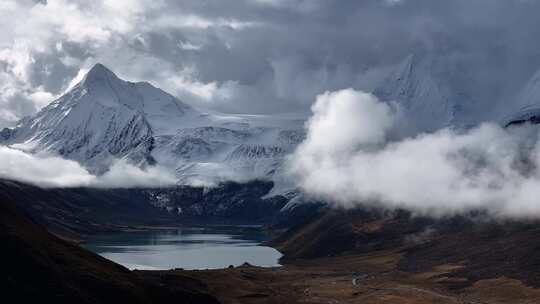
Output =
[
  {"x1": 0, "y1": 179, "x2": 289, "y2": 238},
  {"x1": 272, "y1": 207, "x2": 540, "y2": 288},
  {"x1": 0, "y1": 193, "x2": 219, "y2": 304}
]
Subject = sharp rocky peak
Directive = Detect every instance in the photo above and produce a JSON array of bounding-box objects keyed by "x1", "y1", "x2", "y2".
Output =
[{"x1": 82, "y1": 63, "x2": 119, "y2": 84}]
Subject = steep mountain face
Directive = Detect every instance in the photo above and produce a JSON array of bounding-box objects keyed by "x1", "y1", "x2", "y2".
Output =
[
  {"x1": 150, "y1": 118, "x2": 304, "y2": 187},
  {"x1": 1, "y1": 64, "x2": 305, "y2": 185},
  {"x1": 373, "y1": 54, "x2": 484, "y2": 132},
  {"x1": 374, "y1": 53, "x2": 540, "y2": 131},
  {"x1": 506, "y1": 68, "x2": 540, "y2": 126},
  {"x1": 1, "y1": 64, "x2": 185, "y2": 171}
]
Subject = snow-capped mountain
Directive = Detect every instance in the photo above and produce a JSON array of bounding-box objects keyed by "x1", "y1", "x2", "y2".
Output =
[
  {"x1": 373, "y1": 54, "x2": 486, "y2": 132},
  {"x1": 5, "y1": 57, "x2": 540, "y2": 193},
  {"x1": 1, "y1": 64, "x2": 305, "y2": 187}
]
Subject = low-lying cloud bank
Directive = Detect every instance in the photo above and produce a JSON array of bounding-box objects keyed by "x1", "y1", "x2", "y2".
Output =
[
  {"x1": 290, "y1": 89, "x2": 540, "y2": 217},
  {"x1": 0, "y1": 146, "x2": 175, "y2": 188}
]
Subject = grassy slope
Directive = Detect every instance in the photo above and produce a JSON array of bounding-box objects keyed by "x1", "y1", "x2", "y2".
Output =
[{"x1": 272, "y1": 207, "x2": 540, "y2": 289}]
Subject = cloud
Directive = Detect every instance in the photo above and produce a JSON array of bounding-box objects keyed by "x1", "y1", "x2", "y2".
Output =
[
  {"x1": 93, "y1": 160, "x2": 176, "y2": 188},
  {"x1": 0, "y1": 146, "x2": 175, "y2": 188},
  {"x1": 290, "y1": 89, "x2": 540, "y2": 218},
  {"x1": 0, "y1": 146, "x2": 95, "y2": 187},
  {"x1": 3, "y1": 1, "x2": 540, "y2": 127}
]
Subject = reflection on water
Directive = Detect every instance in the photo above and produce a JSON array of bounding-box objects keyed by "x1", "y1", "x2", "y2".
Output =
[{"x1": 82, "y1": 227, "x2": 282, "y2": 270}]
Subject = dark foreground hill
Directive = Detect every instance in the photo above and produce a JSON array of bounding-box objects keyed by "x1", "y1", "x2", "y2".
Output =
[{"x1": 0, "y1": 194, "x2": 218, "y2": 304}]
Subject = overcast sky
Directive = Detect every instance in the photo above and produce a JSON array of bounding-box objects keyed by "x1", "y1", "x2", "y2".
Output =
[{"x1": 2, "y1": 0, "x2": 540, "y2": 128}]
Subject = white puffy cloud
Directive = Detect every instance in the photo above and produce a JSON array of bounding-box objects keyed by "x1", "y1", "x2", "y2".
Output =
[
  {"x1": 28, "y1": 89, "x2": 55, "y2": 109},
  {"x1": 0, "y1": 146, "x2": 94, "y2": 187},
  {"x1": 0, "y1": 146, "x2": 175, "y2": 188},
  {"x1": 290, "y1": 89, "x2": 540, "y2": 217},
  {"x1": 94, "y1": 160, "x2": 176, "y2": 188}
]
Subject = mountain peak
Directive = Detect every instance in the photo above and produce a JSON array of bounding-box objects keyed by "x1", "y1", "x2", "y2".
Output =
[
  {"x1": 83, "y1": 63, "x2": 119, "y2": 85},
  {"x1": 373, "y1": 53, "x2": 466, "y2": 132}
]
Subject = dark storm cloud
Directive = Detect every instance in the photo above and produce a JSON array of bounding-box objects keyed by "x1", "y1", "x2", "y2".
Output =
[{"x1": 1, "y1": 0, "x2": 540, "y2": 126}]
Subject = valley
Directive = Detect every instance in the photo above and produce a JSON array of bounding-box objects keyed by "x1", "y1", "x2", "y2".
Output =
[
  {"x1": 6, "y1": 2, "x2": 540, "y2": 303},
  {"x1": 5, "y1": 177, "x2": 540, "y2": 303},
  {"x1": 7, "y1": 183, "x2": 540, "y2": 303}
]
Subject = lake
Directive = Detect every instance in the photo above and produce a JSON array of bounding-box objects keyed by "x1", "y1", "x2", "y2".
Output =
[{"x1": 82, "y1": 226, "x2": 282, "y2": 270}]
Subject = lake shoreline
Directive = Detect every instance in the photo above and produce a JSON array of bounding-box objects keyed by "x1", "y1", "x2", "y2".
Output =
[{"x1": 82, "y1": 225, "x2": 283, "y2": 271}]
